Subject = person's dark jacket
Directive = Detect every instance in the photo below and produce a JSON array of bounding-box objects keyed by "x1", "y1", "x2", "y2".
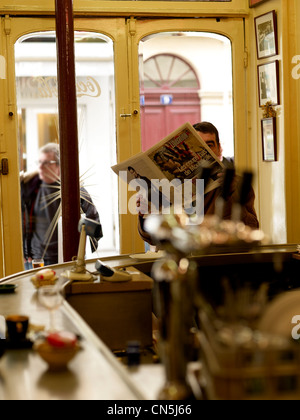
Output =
[
  {"x1": 21, "y1": 172, "x2": 101, "y2": 265},
  {"x1": 138, "y1": 176, "x2": 259, "y2": 246}
]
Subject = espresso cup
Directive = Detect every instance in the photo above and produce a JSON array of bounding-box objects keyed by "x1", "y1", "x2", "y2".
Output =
[
  {"x1": 0, "y1": 339, "x2": 5, "y2": 358},
  {"x1": 6, "y1": 315, "x2": 29, "y2": 341}
]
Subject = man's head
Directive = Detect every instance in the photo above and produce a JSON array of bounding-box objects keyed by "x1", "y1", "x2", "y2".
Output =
[
  {"x1": 193, "y1": 122, "x2": 222, "y2": 160},
  {"x1": 38, "y1": 143, "x2": 60, "y2": 184},
  {"x1": 128, "y1": 166, "x2": 139, "y2": 179}
]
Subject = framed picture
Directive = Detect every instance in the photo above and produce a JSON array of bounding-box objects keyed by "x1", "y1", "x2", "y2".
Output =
[
  {"x1": 261, "y1": 117, "x2": 277, "y2": 162},
  {"x1": 250, "y1": 0, "x2": 268, "y2": 7},
  {"x1": 255, "y1": 11, "x2": 278, "y2": 59},
  {"x1": 258, "y1": 60, "x2": 279, "y2": 107}
]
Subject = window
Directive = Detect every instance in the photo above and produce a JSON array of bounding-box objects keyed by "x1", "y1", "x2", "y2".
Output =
[{"x1": 15, "y1": 31, "x2": 119, "y2": 262}]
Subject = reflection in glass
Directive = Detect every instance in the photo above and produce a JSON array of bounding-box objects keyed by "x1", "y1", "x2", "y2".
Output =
[
  {"x1": 15, "y1": 32, "x2": 119, "y2": 263},
  {"x1": 139, "y1": 32, "x2": 234, "y2": 159}
]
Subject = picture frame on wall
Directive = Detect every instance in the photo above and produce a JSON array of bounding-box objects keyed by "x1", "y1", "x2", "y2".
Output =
[
  {"x1": 261, "y1": 117, "x2": 277, "y2": 162},
  {"x1": 255, "y1": 11, "x2": 278, "y2": 59},
  {"x1": 258, "y1": 60, "x2": 279, "y2": 107},
  {"x1": 249, "y1": 0, "x2": 268, "y2": 7}
]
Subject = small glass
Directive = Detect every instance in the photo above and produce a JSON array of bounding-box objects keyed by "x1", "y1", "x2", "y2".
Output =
[
  {"x1": 38, "y1": 285, "x2": 63, "y2": 332},
  {"x1": 32, "y1": 258, "x2": 44, "y2": 269}
]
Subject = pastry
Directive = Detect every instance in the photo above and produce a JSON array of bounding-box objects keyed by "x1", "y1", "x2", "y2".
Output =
[{"x1": 31, "y1": 268, "x2": 58, "y2": 289}]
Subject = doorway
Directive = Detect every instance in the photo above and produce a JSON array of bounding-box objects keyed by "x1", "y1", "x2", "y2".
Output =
[
  {"x1": 0, "y1": 16, "x2": 246, "y2": 274},
  {"x1": 139, "y1": 31, "x2": 234, "y2": 160},
  {"x1": 15, "y1": 30, "x2": 119, "y2": 266},
  {"x1": 140, "y1": 53, "x2": 201, "y2": 151}
]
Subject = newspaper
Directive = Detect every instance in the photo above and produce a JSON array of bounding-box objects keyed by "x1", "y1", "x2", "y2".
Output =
[{"x1": 112, "y1": 122, "x2": 225, "y2": 211}]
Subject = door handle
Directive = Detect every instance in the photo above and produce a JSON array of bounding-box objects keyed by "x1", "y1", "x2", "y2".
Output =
[
  {"x1": 120, "y1": 110, "x2": 139, "y2": 118},
  {"x1": 0, "y1": 158, "x2": 8, "y2": 175}
]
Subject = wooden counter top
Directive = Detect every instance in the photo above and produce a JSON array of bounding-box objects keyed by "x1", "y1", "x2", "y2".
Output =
[
  {"x1": 0, "y1": 261, "x2": 156, "y2": 400},
  {"x1": 0, "y1": 246, "x2": 298, "y2": 400}
]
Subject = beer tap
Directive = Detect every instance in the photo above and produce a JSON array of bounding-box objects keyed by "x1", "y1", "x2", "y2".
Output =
[
  {"x1": 215, "y1": 167, "x2": 236, "y2": 221},
  {"x1": 232, "y1": 171, "x2": 254, "y2": 223},
  {"x1": 145, "y1": 212, "x2": 199, "y2": 399},
  {"x1": 145, "y1": 166, "x2": 266, "y2": 401},
  {"x1": 152, "y1": 256, "x2": 198, "y2": 400}
]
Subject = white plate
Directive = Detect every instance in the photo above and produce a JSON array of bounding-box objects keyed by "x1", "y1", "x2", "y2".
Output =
[{"x1": 129, "y1": 251, "x2": 166, "y2": 261}]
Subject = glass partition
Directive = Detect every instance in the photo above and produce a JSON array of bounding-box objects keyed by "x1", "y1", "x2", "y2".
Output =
[
  {"x1": 139, "y1": 31, "x2": 234, "y2": 160},
  {"x1": 15, "y1": 31, "x2": 119, "y2": 266}
]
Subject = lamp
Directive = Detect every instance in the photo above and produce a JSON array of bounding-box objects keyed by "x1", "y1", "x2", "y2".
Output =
[{"x1": 63, "y1": 217, "x2": 103, "y2": 282}]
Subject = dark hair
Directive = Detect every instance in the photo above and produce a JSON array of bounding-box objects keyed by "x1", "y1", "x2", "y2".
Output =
[
  {"x1": 128, "y1": 166, "x2": 135, "y2": 172},
  {"x1": 193, "y1": 122, "x2": 220, "y2": 146}
]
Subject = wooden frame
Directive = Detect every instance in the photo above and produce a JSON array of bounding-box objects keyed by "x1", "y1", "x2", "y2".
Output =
[
  {"x1": 261, "y1": 117, "x2": 277, "y2": 162},
  {"x1": 249, "y1": 0, "x2": 268, "y2": 7},
  {"x1": 255, "y1": 11, "x2": 278, "y2": 59},
  {"x1": 0, "y1": 1, "x2": 249, "y2": 18},
  {"x1": 258, "y1": 60, "x2": 280, "y2": 107}
]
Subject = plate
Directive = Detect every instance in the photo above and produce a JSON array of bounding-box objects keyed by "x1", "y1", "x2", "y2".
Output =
[
  {"x1": 129, "y1": 251, "x2": 166, "y2": 261},
  {"x1": 5, "y1": 339, "x2": 33, "y2": 350},
  {"x1": 0, "y1": 284, "x2": 18, "y2": 294}
]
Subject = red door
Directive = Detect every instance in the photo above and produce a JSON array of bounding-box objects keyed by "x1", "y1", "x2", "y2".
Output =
[{"x1": 140, "y1": 54, "x2": 201, "y2": 151}]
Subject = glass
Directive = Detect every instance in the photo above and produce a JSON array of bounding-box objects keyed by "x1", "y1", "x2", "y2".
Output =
[
  {"x1": 15, "y1": 31, "x2": 120, "y2": 263},
  {"x1": 32, "y1": 258, "x2": 44, "y2": 268},
  {"x1": 139, "y1": 32, "x2": 234, "y2": 158},
  {"x1": 38, "y1": 285, "x2": 63, "y2": 332}
]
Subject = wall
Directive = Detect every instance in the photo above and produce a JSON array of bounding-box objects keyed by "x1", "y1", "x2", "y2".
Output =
[
  {"x1": 247, "y1": 0, "x2": 300, "y2": 246},
  {"x1": 282, "y1": 0, "x2": 300, "y2": 244},
  {"x1": 247, "y1": 0, "x2": 288, "y2": 244}
]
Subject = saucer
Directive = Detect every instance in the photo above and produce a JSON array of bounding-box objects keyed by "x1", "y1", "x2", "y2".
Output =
[
  {"x1": 129, "y1": 251, "x2": 166, "y2": 261},
  {"x1": 0, "y1": 284, "x2": 18, "y2": 294},
  {"x1": 4, "y1": 339, "x2": 33, "y2": 350}
]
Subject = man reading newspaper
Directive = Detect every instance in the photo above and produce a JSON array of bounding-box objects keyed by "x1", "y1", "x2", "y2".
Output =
[
  {"x1": 136, "y1": 122, "x2": 259, "y2": 245},
  {"x1": 111, "y1": 121, "x2": 259, "y2": 245}
]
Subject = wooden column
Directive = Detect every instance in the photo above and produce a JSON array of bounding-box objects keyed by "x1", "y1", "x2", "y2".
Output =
[{"x1": 55, "y1": 0, "x2": 80, "y2": 261}]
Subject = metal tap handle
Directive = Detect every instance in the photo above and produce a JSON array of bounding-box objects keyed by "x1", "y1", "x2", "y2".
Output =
[
  {"x1": 238, "y1": 172, "x2": 253, "y2": 206},
  {"x1": 220, "y1": 167, "x2": 236, "y2": 200}
]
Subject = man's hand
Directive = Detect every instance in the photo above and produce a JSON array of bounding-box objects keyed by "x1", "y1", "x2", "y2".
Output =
[{"x1": 136, "y1": 194, "x2": 150, "y2": 216}]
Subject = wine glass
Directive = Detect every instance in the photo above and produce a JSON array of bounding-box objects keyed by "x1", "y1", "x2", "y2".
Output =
[{"x1": 38, "y1": 285, "x2": 63, "y2": 332}]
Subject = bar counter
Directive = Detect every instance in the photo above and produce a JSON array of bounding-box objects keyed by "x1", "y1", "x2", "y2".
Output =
[
  {"x1": 0, "y1": 256, "x2": 164, "y2": 400},
  {"x1": 0, "y1": 245, "x2": 298, "y2": 400}
]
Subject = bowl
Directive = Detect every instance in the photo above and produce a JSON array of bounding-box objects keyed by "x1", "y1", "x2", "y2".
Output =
[{"x1": 35, "y1": 341, "x2": 79, "y2": 371}]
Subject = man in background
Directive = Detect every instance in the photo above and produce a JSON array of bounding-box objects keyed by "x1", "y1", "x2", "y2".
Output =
[{"x1": 21, "y1": 143, "x2": 101, "y2": 268}]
